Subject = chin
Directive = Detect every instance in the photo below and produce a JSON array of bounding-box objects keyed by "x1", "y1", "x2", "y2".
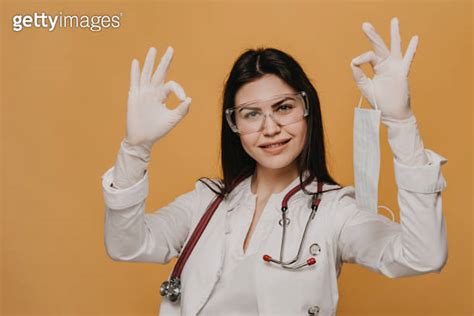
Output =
[{"x1": 253, "y1": 155, "x2": 298, "y2": 170}]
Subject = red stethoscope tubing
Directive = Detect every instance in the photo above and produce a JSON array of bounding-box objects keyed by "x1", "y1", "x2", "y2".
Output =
[{"x1": 160, "y1": 175, "x2": 328, "y2": 301}]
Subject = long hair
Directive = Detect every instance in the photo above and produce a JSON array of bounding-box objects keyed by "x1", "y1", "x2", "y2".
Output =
[{"x1": 198, "y1": 47, "x2": 342, "y2": 198}]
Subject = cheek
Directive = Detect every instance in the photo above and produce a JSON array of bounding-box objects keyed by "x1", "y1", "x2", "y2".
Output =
[
  {"x1": 287, "y1": 122, "x2": 308, "y2": 145},
  {"x1": 288, "y1": 123, "x2": 308, "y2": 159},
  {"x1": 239, "y1": 134, "x2": 258, "y2": 155}
]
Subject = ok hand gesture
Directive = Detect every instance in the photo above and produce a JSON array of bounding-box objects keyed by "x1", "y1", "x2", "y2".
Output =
[
  {"x1": 126, "y1": 47, "x2": 192, "y2": 147},
  {"x1": 350, "y1": 17, "x2": 418, "y2": 120}
]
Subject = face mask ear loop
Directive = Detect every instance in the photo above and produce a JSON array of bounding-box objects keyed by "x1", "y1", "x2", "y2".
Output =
[
  {"x1": 378, "y1": 205, "x2": 395, "y2": 222},
  {"x1": 369, "y1": 80, "x2": 379, "y2": 111},
  {"x1": 357, "y1": 94, "x2": 364, "y2": 108}
]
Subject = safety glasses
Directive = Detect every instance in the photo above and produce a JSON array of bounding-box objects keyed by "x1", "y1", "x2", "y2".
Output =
[{"x1": 225, "y1": 91, "x2": 309, "y2": 135}]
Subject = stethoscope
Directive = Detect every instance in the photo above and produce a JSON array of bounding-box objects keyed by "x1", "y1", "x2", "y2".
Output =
[
  {"x1": 262, "y1": 180, "x2": 324, "y2": 269},
  {"x1": 160, "y1": 176, "x2": 333, "y2": 302}
]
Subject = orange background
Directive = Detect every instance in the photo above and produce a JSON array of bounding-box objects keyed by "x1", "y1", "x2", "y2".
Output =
[{"x1": 1, "y1": 1, "x2": 472, "y2": 315}]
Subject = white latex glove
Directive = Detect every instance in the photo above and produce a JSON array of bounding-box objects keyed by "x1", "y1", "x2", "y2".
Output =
[
  {"x1": 350, "y1": 17, "x2": 418, "y2": 120},
  {"x1": 126, "y1": 46, "x2": 192, "y2": 147}
]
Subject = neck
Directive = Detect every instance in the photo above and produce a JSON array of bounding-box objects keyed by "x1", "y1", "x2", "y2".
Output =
[{"x1": 250, "y1": 162, "x2": 299, "y2": 197}]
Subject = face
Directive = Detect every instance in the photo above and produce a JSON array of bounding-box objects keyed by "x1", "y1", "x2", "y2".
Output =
[{"x1": 234, "y1": 74, "x2": 308, "y2": 171}]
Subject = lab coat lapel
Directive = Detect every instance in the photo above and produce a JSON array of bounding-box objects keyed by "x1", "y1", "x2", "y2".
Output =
[{"x1": 181, "y1": 196, "x2": 241, "y2": 315}]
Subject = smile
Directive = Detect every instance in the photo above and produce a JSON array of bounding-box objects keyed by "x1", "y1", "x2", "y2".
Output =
[{"x1": 259, "y1": 139, "x2": 291, "y2": 153}]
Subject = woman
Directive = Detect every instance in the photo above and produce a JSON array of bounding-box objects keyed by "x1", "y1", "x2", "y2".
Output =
[{"x1": 101, "y1": 17, "x2": 448, "y2": 315}]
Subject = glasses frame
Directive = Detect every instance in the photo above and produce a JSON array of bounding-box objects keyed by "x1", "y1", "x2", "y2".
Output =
[{"x1": 225, "y1": 91, "x2": 309, "y2": 134}]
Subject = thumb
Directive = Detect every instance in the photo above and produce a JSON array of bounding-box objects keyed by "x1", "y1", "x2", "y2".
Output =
[
  {"x1": 174, "y1": 97, "x2": 192, "y2": 117},
  {"x1": 350, "y1": 50, "x2": 378, "y2": 86}
]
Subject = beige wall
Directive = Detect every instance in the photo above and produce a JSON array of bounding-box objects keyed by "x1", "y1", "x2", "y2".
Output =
[{"x1": 1, "y1": 0, "x2": 472, "y2": 315}]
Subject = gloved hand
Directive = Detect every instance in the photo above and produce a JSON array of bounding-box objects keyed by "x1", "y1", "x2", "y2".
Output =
[
  {"x1": 126, "y1": 46, "x2": 192, "y2": 147},
  {"x1": 350, "y1": 17, "x2": 418, "y2": 120}
]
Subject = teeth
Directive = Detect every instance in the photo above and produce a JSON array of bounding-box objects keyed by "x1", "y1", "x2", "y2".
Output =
[{"x1": 263, "y1": 141, "x2": 286, "y2": 148}]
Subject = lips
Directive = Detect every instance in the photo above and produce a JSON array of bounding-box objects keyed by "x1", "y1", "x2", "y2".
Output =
[{"x1": 259, "y1": 139, "x2": 291, "y2": 148}]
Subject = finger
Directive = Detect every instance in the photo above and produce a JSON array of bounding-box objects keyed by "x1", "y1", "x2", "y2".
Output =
[
  {"x1": 403, "y1": 35, "x2": 419, "y2": 76},
  {"x1": 350, "y1": 51, "x2": 377, "y2": 85},
  {"x1": 151, "y1": 46, "x2": 174, "y2": 86},
  {"x1": 163, "y1": 80, "x2": 187, "y2": 101},
  {"x1": 362, "y1": 22, "x2": 390, "y2": 59},
  {"x1": 351, "y1": 50, "x2": 379, "y2": 70},
  {"x1": 129, "y1": 58, "x2": 140, "y2": 91},
  {"x1": 390, "y1": 17, "x2": 402, "y2": 58},
  {"x1": 175, "y1": 97, "x2": 192, "y2": 117},
  {"x1": 140, "y1": 47, "x2": 157, "y2": 86},
  {"x1": 163, "y1": 81, "x2": 191, "y2": 117}
]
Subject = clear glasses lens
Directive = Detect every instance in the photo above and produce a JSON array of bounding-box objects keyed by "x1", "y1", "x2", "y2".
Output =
[{"x1": 228, "y1": 93, "x2": 307, "y2": 134}]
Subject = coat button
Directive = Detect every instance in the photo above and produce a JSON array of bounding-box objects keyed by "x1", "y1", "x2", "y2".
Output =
[{"x1": 308, "y1": 305, "x2": 320, "y2": 315}]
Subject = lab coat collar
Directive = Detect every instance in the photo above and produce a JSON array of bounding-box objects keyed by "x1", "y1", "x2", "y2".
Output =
[
  {"x1": 228, "y1": 170, "x2": 321, "y2": 210},
  {"x1": 184, "y1": 172, "x2": 339, "y2": 314}
]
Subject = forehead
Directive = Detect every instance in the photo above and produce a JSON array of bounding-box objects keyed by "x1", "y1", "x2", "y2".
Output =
[{"x1": 235, "y1": 74, "x2": 296, "y2": 106}]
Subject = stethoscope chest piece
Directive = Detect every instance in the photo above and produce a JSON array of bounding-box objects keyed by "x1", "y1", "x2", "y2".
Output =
[
  {"x1": 160, "y1": 277, "x2": 181, "y2": 302},
  {"x1": 309, "y1": 243, "x2": 321, "y2": 256},
  {"x1": 308, "y1": 305, "x2": 320, "y2": 315}
]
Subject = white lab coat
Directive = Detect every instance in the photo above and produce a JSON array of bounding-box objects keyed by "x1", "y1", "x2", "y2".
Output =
[{"x1": 101, "y1": 147, "x2": 448, "y2": 316}]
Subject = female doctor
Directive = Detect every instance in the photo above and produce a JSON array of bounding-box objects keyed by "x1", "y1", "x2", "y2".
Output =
[{"x1": 101, "y1": 17, "x2": 448, "y2": 315}]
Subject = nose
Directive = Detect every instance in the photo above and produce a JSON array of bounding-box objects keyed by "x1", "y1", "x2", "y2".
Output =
[{"x1": 261, "y1": 113, "x2": 281, "y2": 135}]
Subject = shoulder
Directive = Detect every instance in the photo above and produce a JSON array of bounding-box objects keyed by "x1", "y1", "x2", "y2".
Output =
[
  {"x1": 320, "y1": 184, "x2": 359, "y2": 231},
  {"x1": 328, "y1": 185, "x2": 356, "y2": 208},
  {"x1": 193, "y1": 177, "x2": 222, "y2": 199},
  {"x1": 191, "y1": 175, "x2": 252, "y2": 206},
  {"x1": 193, "y1": 176, "x2": 245, "y2": 208},
  {"x1": 168, "y1": 177, "x2": 221, "y2": 211},
  {"x1": 302, "y1": 181, "x2": 357, "y2": 222},
  {"x1": 314, "y1": 182, "x2": 355, "y2": 209}
]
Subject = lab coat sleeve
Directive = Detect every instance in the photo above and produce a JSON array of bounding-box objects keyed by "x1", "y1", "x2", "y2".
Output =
[
  {"x1": 336, "y1": 116, "x2": 448, "y2": 278},
  {"x1": 382, "y1": 114, "x2": 429, "y2": 166},
  {"x1": 111, "y1": 138, "x2": 152, "y2": 189},
  {"x1": 101, "y1": 165, "x2": 205, "y2": 264}
]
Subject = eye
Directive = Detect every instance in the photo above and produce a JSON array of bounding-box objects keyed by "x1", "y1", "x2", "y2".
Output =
[
  {"x1": 243, "y1": 111, "x2": 261, "y2": 119},
  {"x1": 276, "y1": 104, "x2": 294, "y2": 112}
]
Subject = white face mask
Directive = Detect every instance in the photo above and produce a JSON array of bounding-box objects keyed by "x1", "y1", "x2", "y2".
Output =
[
  {"x1": 353, "y1": 81, "x2": 395, "y2": 221},
  {"x1": 353, "y1": 93, "x2": 381, "y2": 214}
]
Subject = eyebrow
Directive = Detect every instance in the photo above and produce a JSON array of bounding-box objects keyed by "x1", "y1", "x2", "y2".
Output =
[{"x1": 236, "y1": 97, "x2": 292, "y2": 112}]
